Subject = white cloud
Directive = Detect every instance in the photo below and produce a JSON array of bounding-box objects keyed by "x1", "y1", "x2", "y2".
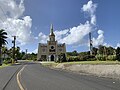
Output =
[
  {"x1": 38, "y1": 32, "x2": 48, "y2": 43},
  {"x1": 0, "y1": 0, "x2": 25, "y2": 19},
  {"x1": 82, "y1": 0, "x2": 97, "y2": 25},
  {"x1": 117, "y1": 43, "x2": 120, "y2": 47},
  {"x1": 116, "y1": 43, "x2": 120, "y2": 49},
  {"x1": 54, "y1": 29, "x2": 69, "y2": 42},
  {"x1": 103, "y1": 43, "x2": 111, "y2": 47},
  {"x1": 0, "y1": 0, "x2": 35, "y2": 45},
  {"x1": 59, "y1": 21, "x2": 92, "y2": 45},
  {"x1": 92, "y1": 30, "x2": 104, "y2": 46}
]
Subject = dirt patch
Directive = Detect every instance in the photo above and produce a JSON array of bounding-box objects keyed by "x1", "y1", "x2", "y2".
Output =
[{"x1": 55, "y1": 64, "x2": 120, "y2": 80}]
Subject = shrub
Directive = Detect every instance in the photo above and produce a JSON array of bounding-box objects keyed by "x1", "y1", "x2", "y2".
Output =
[
  {"x1": 3, "y1": 58, "x2": 12, "y2": 64},
  {"x1": 67, "y1": 56, "x2": 80, "y2": 62},
  {"x1": 107, "y1": 55, "x2": 116, "y2": 61},
  {"x1": 96, "y1": 55, "x2": 107, "y2": 61},
  {"x1": 57, "y1": 53, "x2": 66, "y2": 63},
  {"x1": 79, "y1": 55, "x2": 96, "y2": 61}
]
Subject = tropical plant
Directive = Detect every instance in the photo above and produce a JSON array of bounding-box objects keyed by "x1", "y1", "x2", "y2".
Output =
[
  {"x1": 0, "y1": 29, "x2": 8, "y2": 65},
  {"x1": 57, "y1": 53, "x2": 66, "y2": 63},
  {"x1": 116, "y1": 47, "x2": 120, "y2": 61},
  {"x1": 2, "y1": 46, "x2": 8, "y2": 60}
]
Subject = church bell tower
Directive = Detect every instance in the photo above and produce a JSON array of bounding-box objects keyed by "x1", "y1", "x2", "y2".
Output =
[{"x1": 49, "y1": 24, "x2": 55, "y2": 41}]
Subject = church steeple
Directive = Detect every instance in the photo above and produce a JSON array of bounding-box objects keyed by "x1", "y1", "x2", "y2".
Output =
[
  {"x1": 50, "y1": 24, "x2": 55, "y2": 36},
  {"x1": 49, "y1": 24, "x2": 55, "y2": 41}
]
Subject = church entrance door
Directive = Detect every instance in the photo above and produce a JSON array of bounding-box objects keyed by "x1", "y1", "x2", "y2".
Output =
[{"x1": 51, "y1": 55, "x2": 54, "y2": 61}]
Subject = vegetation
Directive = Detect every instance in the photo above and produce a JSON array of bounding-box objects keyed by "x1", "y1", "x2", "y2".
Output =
[
  {"x1": 0, "y1": 63, "x2": 11, "y2": 68},
  {"x1": 1, "y1": 45, "x2": 37, "y2": 65},
  {"x1": 66, "y1": 45, "x2": 120, "y2": 63},
  {"x1": 116, "y1": 47, "x2": 120, "y2": 61},
  {"x1": 56, "y1": 53, "x2": 66, "y2": 63},
  {"x1": 0, "y1": 29, "x2": 8, "y2": 66}
]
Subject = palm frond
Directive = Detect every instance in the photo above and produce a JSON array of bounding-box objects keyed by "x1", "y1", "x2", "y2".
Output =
[{"x1": 0, "y1": 29, "x2": 8, "y2": 47}]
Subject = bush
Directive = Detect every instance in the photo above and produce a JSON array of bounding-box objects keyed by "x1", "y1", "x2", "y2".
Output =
[
  {"x1": 96, "y1": 55, "x2": 107, "y2": 61},
  {"x1": 107, "y1": 55, "x2": 116, "y2": 61},
  {"x1": 57, "y1": 53, "x2": 66, "y2": 63},
  {"x1": 67, "y1": 56, "x2": 80, "y2": 62},
  {"x1": 66, "y1": 55, "x2": 96, "y2": 62},
  {"x1": 3, "y1": 58, "x2": 12, "y2": 64},
  {"x1": 79, "y1": 55, "x2": 96, "y2": 61}
]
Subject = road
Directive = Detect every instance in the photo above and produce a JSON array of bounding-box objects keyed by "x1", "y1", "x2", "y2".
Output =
[{"x1": 0, "y1": 61, "x2": 120, "y2": 90}]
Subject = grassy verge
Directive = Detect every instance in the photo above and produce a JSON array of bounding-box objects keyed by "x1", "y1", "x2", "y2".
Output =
[{"x1": 0, "y1": 63, "x2": 11, "y2": 69}]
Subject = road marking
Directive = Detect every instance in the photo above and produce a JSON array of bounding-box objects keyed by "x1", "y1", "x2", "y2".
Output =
[{"x1": 17, "y1": 65, "x2": 26, "y2": 90}]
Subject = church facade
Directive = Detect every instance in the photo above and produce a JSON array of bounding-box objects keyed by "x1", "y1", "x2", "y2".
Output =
[{"x1": 37, "y1": 25, "x2": 66, "y2": 61}]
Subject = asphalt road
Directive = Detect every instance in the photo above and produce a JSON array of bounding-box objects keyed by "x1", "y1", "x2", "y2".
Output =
[{"x1": 0, "y1": 61, "x2": 120, "y2": 90}]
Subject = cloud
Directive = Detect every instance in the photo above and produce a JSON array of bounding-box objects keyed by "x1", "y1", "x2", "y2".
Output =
[
  {"x1": 103, "y1": 43, "x2": 111, "y2": 47},
  {"x1": 82, "y1": 0, "x2": 97, "y2": 25},
  {"x1": 92, "y1": 30, "x2": 104, "y2": 46},
  {"x1": 0, "y1": 0, "x2": 25, "y2": 19},
  {"x1": 38, "y1": 0, "x2": 104, "y2": 47},
  {"x1": 59, "y1": 21, "x2": 92, "y2": 45},
  {"x1": 0, "y1": 0, "x2": 35, "y2": 45},
  {"x1": 115, "y1": 43, "x2": 120, "y2": 49},
  {"x1": 38, "y1": 32, "x2": 48, "y2": 43},
  {"x1": 54, "y1": 29, "x2": 69, "y2": 42},
  {"x1": 117, "y1": 43, "x2": 120, "y2": 47}
]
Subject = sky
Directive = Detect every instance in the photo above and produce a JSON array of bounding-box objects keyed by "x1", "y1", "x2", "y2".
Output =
[{"x1": 0, "y1": 0, "x2": 120, "y2": 53}]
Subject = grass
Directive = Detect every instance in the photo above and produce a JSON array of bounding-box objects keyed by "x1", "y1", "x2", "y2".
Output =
[{"x1": 0, "y1": 63, "x2": 11, "y2": 69}]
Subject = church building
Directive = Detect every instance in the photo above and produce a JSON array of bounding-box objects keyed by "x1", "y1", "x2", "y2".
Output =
[{"x1": 37, "y1": 24, "x2": 66, "y2": 61}]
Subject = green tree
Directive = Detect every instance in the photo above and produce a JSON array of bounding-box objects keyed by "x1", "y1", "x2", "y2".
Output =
[
  {"x1": 15, "y1": 47, "x2": 21, "y2": 60},
  {"x1": 92, "y1": 47, "x2": 98, "y2": 55},
  {"x1": 106, "y1": 46, "x2": 115, "y2": 55},
  {"x1": 8, "y1": 47, "x2": 13, "y2": 58},
  {"x1": 57, "y1": 53, "x2": 66, "y2": 63},
  {"x1": 0, "y1": 29, "x2": 8, "y2": 65},
  {"x1": 67, "y1": 50, "x2": 78, "y2": 56},
  {"x1": 116, "y1": 47, "x2": 120, "y2": 61},
  {"x1": 2, "y1": 46, "x2": 8, "y2": 60},
  {"x1": 98, "y1": 45, "x2": 104, "y2": 55}
]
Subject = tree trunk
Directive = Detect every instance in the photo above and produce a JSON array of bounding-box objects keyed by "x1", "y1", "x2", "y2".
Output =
[{"x1": 0, "y1": 47, "x2": 2, "y2": 66}]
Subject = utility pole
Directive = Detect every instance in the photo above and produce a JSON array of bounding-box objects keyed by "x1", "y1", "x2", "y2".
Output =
[
  {"x1": 26, "y1": 49, "x2": 28, "y2": 60},
  {"x1": 89, "y1": 32, "x2": 93, "y2": 55},
  {"x1": 12, "y1": 36, "x2": 16, "y2": 62}
]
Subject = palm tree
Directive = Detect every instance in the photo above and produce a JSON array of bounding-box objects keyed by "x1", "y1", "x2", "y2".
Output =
[{"x1": 0, "y1": 29, "x2": 8, "y2": 65}]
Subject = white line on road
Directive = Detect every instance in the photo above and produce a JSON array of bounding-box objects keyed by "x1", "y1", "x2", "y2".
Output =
[{"x1": 17, "y1": 65, "x2": 26, "y2": 90}]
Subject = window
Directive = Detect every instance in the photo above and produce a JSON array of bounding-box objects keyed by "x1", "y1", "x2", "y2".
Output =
[{"x1": 51, "y1": 46, "x2": 54, "y2": 49}]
